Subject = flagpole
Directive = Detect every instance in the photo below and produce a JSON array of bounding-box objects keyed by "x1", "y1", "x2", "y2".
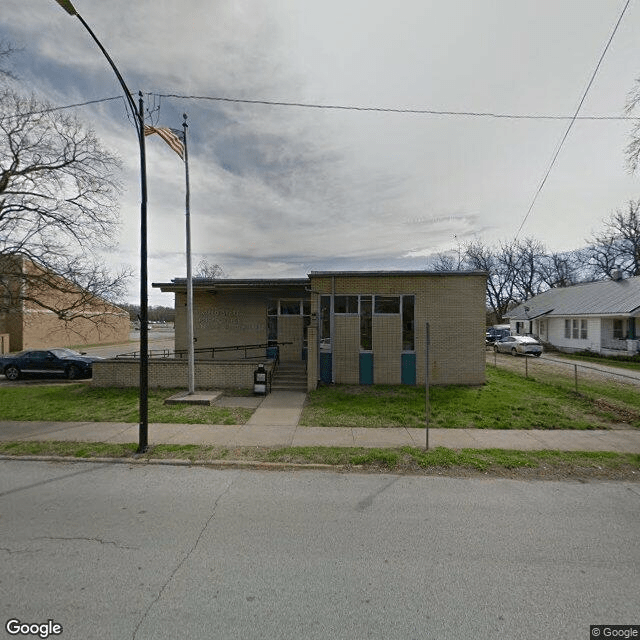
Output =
[{"x1": 183, "y1": 114, "x2": 195, "y2": 395}]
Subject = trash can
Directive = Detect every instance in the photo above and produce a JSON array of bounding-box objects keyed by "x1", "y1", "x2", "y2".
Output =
[{"x1": 253, "y1": 363, "x2": 268, "y2": 395}]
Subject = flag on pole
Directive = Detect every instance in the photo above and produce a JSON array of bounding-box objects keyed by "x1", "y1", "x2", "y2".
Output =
[{"x1": 144, "y1": 125, "x2": 185, "y2": 160}]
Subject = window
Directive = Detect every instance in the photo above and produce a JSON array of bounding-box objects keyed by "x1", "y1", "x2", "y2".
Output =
[
  {"x1": 580, "y1": 319, "x2": 587, "y2": 340},
  {"x1": 566, "y1": 318, "x2": 587, "y2": 340},
  {"x1": 402, "y1": 295, "x2": 414, "y2": 351},
  {"x1": 280, "y1": 300, "x2": 301, "y2": 315},
  {"x1": 334, "y1": 295, "x2": 358, "y2": 314},
  {"x1": 320, "y1": 296, "x2": 331, "y2": 348},
  {"x1": 374, "y1": 296, "x2": 400, "y2": 314},
  {"x1": 360, "y1": 296, "x2": 372, "y2": 350},
  {"x1": 613, "y1": 319, "x2": 624, "y2": 340}
]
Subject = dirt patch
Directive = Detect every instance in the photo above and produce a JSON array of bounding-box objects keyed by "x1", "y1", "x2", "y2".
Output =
[{"x1": 590, "y1": 397, "x2": 640, "y2": 427}]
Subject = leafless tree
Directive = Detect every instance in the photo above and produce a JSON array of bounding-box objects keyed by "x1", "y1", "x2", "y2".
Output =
[
  {"x1": 538, "y1": 249, "x2": 587, "y2": 289},
  {"x1": 462, "y1": 240, "x2": 520, "y2": 323},
  {"x1": 195, "y1": 259, "x2": 226, "y2": 279},
  {"x1": 586, "y1": 199, "x2": 640, "y2": 278},
  {"x1": 626, "y1": 77, "x2": 640, "y2": 173},
  {"x1": 0, "y1": 89, "x2": 129, "y2": 321}
]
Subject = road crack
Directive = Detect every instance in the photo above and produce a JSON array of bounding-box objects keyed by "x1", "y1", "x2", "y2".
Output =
[
  {"x1": 32, "y1": 536, "x2": 137, "y2": 550},
  {"x1": 132, "y1": 474, "x2": 236, "y2": 640}
]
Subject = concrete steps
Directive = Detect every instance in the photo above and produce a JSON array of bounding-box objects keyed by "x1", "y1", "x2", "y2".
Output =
[{"x1": 272, "y1": 361, "x2": 307, "y2": 392}]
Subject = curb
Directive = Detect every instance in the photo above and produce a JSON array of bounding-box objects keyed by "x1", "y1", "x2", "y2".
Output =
[{"x1": 0, "y1": 454, "x2": 342, "y2": 472}]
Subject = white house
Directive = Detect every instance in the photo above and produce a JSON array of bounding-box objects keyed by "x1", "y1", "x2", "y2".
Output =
[{"x1": 507, "y1": 273, "x2": 640, "y2": 355}]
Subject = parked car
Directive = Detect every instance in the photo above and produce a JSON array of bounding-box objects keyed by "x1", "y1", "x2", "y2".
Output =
[
  {"x1": 486, "y1": 326, "x2": 511, "y2": 345},
  {"x1": 493, "y1": 335, "x2": 543, "y2": 357},
  {"x1": 0, "y1": 349, "x2": 103, "y2": 381}
]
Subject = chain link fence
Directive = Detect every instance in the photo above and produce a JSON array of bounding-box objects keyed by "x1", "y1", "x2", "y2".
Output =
[{"x1": 486, "y1": 347, "x2": 640, "y2": 397}]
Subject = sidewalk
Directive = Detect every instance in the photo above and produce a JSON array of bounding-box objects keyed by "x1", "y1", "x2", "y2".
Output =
[{"x1": 1, "y1": 391, "x2": 639, "y2": 452}]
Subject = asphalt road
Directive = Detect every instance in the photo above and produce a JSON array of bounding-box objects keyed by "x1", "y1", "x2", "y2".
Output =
[{"x1": 1, "y1": 460, "x2": 638, "y2": 640}]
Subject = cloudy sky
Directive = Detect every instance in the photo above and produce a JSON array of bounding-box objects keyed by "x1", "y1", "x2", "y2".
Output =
[{"x1": 2, "y1": 0, "x2": 639, "y2": 304}]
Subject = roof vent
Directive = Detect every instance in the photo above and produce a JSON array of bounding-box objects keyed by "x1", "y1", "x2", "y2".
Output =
[{"x1": 611, "y1": 268, "x2": 623, "y2": 281}]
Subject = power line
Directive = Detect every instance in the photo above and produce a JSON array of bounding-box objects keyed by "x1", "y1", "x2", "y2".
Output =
[
  {"x1": 514, "y1": 0, "x2": 632, "y2": 239},
  {"x1": 152, "y1": 92, "x2": 633, "y2": 121},
  {"x1": 1, "y1": 95, "x2": 125, "y2": 121}
]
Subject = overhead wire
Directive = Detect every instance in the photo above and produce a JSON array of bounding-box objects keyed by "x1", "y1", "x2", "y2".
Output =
[
  {"x1": 151, "y1": 92, "x2": 634, "y2": 121},
  {"x1": 513, "y1": 0, "x2": 632, "y2": 239}
]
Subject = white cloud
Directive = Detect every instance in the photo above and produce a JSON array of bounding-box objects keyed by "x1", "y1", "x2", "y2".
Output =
[{"x1": 2, "y1": 0, "x2": 640, "y2": 305}]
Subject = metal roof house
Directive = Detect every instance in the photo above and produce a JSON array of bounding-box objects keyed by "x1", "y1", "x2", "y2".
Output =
[
  {"x1": 507, "y1": 273, "x2": 640, "y2": 355},
  {"x1": 153, "y1": 270, "x2": 488, "y2": 391}
]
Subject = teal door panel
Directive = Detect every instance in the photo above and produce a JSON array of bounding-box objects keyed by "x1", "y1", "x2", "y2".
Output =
[
  {"x1": 359, "y1": 353, "x2": 374, "y2": 385},
  {"x1": 320, "y1": 353, "x2": 332, "y2": 383},
  {"x1": 401, "y1": 353, "x2": 416, "y2": 385}
]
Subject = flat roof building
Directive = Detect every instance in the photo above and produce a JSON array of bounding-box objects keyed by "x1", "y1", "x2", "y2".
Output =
[{"x1": 153, "y1": 270, "x2": 487, "y2": 390}]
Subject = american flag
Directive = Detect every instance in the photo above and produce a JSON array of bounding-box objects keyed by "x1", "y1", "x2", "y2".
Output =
[{"x1": 144, "y1": 125, "x2": 185, "y2": 160}]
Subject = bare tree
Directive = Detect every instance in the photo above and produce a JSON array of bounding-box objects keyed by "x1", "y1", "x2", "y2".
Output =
[
  {"x1": 626, "y1": 77, "x2": 640, "y2": 173},
  {"x1": 0, "y1": 89, "x2": 129, "y2": 321},
  {"x1": 512, "y1": 237, "x2": 547, "y2": 301},
  {"x1": 586, "y1": 199, "x2": 640, "y2": 278},
  {"x1": 538, "y1": 249, "x2": 587, "y2": 289},
  {"x1": 463, "y1": 240, "x2": 520, "y2": 323},
  {"x1": 195, "y1": 259, "x2": 226, "y2": 279}
]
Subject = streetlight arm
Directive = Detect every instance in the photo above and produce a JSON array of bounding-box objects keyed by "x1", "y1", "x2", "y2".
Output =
[{"x1": 52, "y1": 1, "x2": 141, "y2": 133}]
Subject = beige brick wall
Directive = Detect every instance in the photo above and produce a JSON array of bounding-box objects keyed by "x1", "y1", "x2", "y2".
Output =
[
  {"x1": 333, "y1": 316, "x2": 360, "y2": 384},
  {"x1": 278, "y1": 315, "x2": 303, "y2": 361},
  {"x1": 92, "y1": 358, "x2": 273, "y2": 389},
  {"x1": 18, "y1": 309, "x2": 129, "y2": 351},
  {"x1": 309, "y1": 273, "x2": 486, "y2": 386},
  {"x1": 372, "y1": 315, "x2": 402, "y2": 384}
]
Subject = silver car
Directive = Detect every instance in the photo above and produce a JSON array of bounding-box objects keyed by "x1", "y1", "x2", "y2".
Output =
[{"x1": 494, "y1": 335, "x2": 543, "y2": 357}]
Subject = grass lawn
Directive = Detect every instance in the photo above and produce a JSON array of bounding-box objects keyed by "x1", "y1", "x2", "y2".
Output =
[
  {"x1": 301, "y1": 367, "x2": 640, "y2": 429},
  {"x1": 0, "y1": 440, "x2": 637, "y2": 480},
  {"x1": 0, "y1": 384, "x2": 253, "y2": 425},
  {"x1": 553, "y1": 351, "x2": 640, "y2": 372}
]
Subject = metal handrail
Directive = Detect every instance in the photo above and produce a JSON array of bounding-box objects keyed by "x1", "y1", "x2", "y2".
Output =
[{"x1": 115, "y1": 341, "x2": 292, "y2": 362}]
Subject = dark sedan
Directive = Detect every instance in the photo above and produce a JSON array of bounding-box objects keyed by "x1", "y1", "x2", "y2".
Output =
[{"x1": 0, "y1": 349, "x2": 102, "y2": 381}]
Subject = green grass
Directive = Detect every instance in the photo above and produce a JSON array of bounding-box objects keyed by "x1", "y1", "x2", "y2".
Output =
[
  {"x1": 0, "y1": 385, "x2": 253, "y2": 425},
  {"x1": 0, "y1": 441, "x2": 637, "y2": 478},
  {"x1": 554, "y1": 351, "x2": 640, "y2": 372},
  {"x1": 300, "y1": 367, "x2": 638, "y2": 429}
]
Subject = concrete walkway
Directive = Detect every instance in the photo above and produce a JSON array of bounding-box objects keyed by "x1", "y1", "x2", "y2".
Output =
[{"x1": 1, "y1": 391, "x2": 639, "y2": 452}]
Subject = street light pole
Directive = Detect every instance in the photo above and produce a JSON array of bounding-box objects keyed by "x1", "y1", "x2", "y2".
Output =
[{"x1": 53, "y1": 0, "x2": 149, "y2": 452}]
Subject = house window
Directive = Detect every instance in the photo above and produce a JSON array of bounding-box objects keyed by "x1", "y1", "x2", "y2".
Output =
[
  {"x1": 613, "y1": 319, "x2": 625, "y2": 340},
  {"x1": 566, "y1": 318, "x2": 587, "y2": 340}
]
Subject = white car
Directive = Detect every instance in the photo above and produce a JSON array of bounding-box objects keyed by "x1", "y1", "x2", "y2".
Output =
[{"x1": 494, "y1": 335, "x2": 543, "y2": 357}]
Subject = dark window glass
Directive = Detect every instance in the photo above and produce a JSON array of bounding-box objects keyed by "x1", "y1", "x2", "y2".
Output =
[
  {"x1": 360, "y1": 296, "x2": 372, "y2": 350},
  {"x1": 335, "y1": 295, "x2": 358, "y2": 314},
  {"x1": 267, "y1": 316, "x2": 277, "y2": 341},
  {"x1": 375, "y1": 296, "x2": 400, "y2": 314},
  {"x1": 267, "y1": 300, "x2": 278, "y2": 316},
  {"x1": 280, "y1": 300, "x2": 301, "y2": 315},
  {"x1": 320, "y1": 296, "x2": 331, "y2": 344},
  {"x1": 402, "y1": 295, "x2": 414, "y2": 351}
]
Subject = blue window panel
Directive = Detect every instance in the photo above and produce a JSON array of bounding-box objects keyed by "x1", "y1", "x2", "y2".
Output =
[
  {"x1": 359, "y1": 353, "x2": 374, "y2": 385},
  {"x1": 320, "y1": 353, "x2": 332, "y2": 383},
  {"x1": 401, "y1": 353, "x2": 416, "y2": 385}
]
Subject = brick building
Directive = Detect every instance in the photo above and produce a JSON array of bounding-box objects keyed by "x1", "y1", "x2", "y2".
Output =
[
  {"x1": 154, "y1": 270, "x2": 487, "y2": 390},
  {"x1": 0, "y1": 255, "x2": 130, "y2": 353}
]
